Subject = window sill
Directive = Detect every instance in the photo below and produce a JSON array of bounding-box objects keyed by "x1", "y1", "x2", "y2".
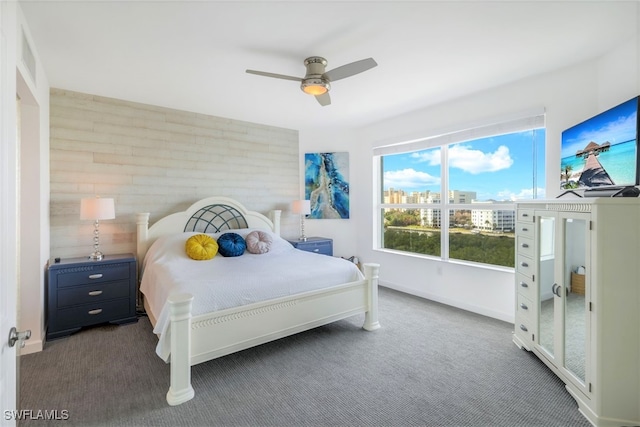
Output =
[{"x1": 374, "y1": 248, "x2": 515, "y2": 274}]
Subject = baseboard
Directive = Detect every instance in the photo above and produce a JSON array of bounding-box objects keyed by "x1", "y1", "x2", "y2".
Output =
[
  {"x1": 379, "y1": 281, "x2": 515, "y2": 323},
  {"x1": 20, "y1": 338, "x2": 43, "y2": 355}
]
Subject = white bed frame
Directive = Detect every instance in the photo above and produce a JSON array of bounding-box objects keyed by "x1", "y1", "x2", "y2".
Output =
[{"x1": 136, "y1": 196, "x2": 380, "y2": 406}]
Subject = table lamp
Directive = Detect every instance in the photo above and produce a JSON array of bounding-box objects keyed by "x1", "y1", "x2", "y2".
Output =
[{"x1": 80, "y1": 196, "x2": 115, "y2": 260}]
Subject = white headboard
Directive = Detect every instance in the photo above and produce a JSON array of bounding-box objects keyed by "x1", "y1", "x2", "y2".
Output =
[{"x1": 136, "y1": 196, "x2": 281, "y2": 266}]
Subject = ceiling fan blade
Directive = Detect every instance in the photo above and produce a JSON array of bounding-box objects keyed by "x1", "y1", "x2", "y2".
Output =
[
  {"x1": 245, "y1": 69, "x2": 302, "y2": 82},
  {"x1": 323, "y1": 58, "x2": 377, "y2": 82},
  {"x1": 315, "y1": 92, "x2": 331, "y2": 106}
]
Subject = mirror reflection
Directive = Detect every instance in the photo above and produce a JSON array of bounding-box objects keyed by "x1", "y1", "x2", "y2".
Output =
[
  {"x1": 564, "y1": 218, "x2": 586, "y2": 384},
  {"x1": 538, "y1": 216, "x2": 556, "y2": 357}
]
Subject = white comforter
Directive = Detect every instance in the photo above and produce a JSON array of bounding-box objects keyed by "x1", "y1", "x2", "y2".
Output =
[{"x1": 140, "y1": 229, "x2": 364, "y2": 361}]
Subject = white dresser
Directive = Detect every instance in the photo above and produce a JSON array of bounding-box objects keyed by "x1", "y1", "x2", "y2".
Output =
[{"x1": 513, "y1": 199, "x2": 640, "y2": 427}]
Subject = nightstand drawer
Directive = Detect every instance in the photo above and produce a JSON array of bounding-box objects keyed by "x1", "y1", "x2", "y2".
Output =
[
  {"x1": 300, "y1": 241, "x2": 332, "y2": 255},
  {"x1": 57, "y1": 280, "x2": 131, "y2": 308},
  {"x1": 287, "y1": 237, "x2": 333, "y2": 256},
  {"x1": 293, "y1": 239, "x2": 333, "y2": 256},
  {"x1": 54, "y1": 263, "x2": 131, "y2": 288},
  {"x1": 53, "y1": 298, "x2": 132, "y2": 330}
]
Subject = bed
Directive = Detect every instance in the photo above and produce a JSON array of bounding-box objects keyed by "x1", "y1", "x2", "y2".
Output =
[{"x1": 136, "y1": 196, "x2": 381, "y2": 406}]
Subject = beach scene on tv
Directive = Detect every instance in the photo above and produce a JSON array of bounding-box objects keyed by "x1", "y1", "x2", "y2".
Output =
[{"x1": 560, "y1": 97, "x2": 638, "y2": 189}]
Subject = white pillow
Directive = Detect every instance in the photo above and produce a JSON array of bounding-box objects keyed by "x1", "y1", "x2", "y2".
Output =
[{"x1": 245, "y1": 230, "x2": 273, "y2": 254}]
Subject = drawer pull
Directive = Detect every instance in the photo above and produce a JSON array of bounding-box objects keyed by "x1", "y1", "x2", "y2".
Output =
[
  {"x1": 520, "y1": 281, "x2": 528, "y2": 288},
  {"x1": 88, "y1": 290, "x2": 103, "y2": 296},
  {"x1": 88, "y1": 274, "x2": 103, "y2": 279},
  {"x1": 88, "y1": 309, "x2": 103, "y2": 315},
  {"x1": 520, "y1": 262, "x2": 529, "y2": 268},
  {"x1": 521, "y1": 243, "x2": 529, "y2": 248},
  {"x1": 521, "y1": 227, "x2": 529, "y2": 232},
  {"x1": 520, "y1": 303, "x2": 528, "y2": 310},
  {"x1": 519, "y1": 324, "x2": 528, "y2": 332},
  {"x1": 522, "y1": 213, "x2": 529, "y2": 217},
  {"x1": 313, "y1": 249, "x2": 319, "y2": 252}
]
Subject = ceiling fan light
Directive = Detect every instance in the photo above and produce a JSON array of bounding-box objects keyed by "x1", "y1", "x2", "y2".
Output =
[{"x1": 301, "y1": 79, "x2": 330, "y2": 95}]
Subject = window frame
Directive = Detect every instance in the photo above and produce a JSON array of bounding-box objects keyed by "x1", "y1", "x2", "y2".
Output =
[{"x1": 374, "y1": 111, "x2": 545, "y2": 270}]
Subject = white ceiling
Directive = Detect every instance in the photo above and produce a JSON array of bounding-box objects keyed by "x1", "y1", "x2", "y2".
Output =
[{"x1": 19, "y1": 1, "x2": 639, "y2": 131}]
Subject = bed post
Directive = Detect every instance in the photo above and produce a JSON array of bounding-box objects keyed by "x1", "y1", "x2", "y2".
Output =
[
  {"x1": 362, "y1": 263, "x2": 381, "y2": 331},
  {"x1": 166, "y1": 293, "x2": 195, "y2": 406},
  {"x1": 270, "y1": 209, "x2": 282, "y2": 236},
  {"x1": 136, "y1": 213, "x2": 150, "y2": 272}
]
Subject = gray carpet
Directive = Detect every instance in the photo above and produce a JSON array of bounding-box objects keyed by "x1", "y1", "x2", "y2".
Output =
[{"x1": 19, "y1": 287, "x2": 591, "y2": 427}]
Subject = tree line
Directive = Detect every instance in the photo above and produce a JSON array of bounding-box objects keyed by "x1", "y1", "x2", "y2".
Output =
[{"x1": 383, "y1": 228, "x2": 514, "y2": 268}]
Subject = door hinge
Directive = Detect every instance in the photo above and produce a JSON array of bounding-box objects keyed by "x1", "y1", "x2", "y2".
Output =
[
  {"x1": 589, "y1": 302, "x2": 593, "y2": 312},
  {"x1": 532, "y1": 333, "x2": 535, "y2": 341},
  {"x1": 532, "y1": 274, "x2": 535, "y2": 282},
  {"x1": 589, "y1": 383, "x2": 592, "y2": 393},
  {"x1": 589, "y1": 221, "x2": 593, "y2": 230}
]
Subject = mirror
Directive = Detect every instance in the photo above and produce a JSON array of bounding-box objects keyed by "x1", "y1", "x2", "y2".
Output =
[
  {"x1": 564, "y1": 218, "x2": 586, "y2": 383},
  {"x1": 538, "y1": 215, "x2": 555, "y2": 358}
]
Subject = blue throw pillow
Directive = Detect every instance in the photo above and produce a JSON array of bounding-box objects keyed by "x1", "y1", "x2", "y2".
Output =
[{"x1": 217, "y1": 232, "x2": 246, "y2": 257}]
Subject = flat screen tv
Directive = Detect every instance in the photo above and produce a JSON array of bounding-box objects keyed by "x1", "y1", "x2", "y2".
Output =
[{"x1": 560, "y1": 96, "x2": 639, "y2": 190}]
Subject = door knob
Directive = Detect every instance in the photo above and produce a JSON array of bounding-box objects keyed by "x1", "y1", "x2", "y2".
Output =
[{"x1": 8, "y1": 327, "x2": 31, "y2": 348}]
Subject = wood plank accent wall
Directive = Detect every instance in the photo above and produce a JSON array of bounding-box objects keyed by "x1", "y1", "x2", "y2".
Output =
[{"x1": 50, "y1": 89, "x2": 299, "y2": 259}]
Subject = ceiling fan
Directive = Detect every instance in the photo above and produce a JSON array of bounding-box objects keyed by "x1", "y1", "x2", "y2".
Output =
[{"x1": 246, "y1": 56, "x2": 377, "y2": 106}]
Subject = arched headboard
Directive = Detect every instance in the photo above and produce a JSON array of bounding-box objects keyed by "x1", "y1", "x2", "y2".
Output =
[
  {"x1": 184, "y1": 204, "x2": 249, "y2": 233},
  {"x1": 136, "y1": 196, "x2": 281, "y2": 267}
]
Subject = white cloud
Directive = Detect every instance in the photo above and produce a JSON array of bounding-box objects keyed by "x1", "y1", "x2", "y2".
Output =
[
  {"x1": 495, "y1": 187, "x2": 546, "y2": 201},
  {"x1": 409, "y1": 144, "x2": 513, "y2": 174},
  {"x1": 384, "y1": 168, "x2": 440, "y2": 190},
  {"x1": 410, "y1": 150, "x2": 441, "y2": 165},
  {"x1": 448, "y1": 144, "x2": 513, "y2": 174}
]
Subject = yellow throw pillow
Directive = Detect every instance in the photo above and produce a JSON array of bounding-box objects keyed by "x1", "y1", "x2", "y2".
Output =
[{"x1": 185, "y1": 234, "x2": 218, "y2": 260}]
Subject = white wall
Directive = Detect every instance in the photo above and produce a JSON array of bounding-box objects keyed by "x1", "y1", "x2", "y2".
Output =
[
  {"x1": 296, "y1": 129, "x2": 360, "y2": 259},
  {"x1": 299, "y1": 34, "x2": 640, "y2": 323},
  {"x1": 16, "y1": 5, "x2": 50, "y2": 354}
]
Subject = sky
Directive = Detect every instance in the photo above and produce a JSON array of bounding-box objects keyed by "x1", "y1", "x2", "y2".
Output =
[{"x1": 382, "y1": 129, "x2": 546, "y2": 201}]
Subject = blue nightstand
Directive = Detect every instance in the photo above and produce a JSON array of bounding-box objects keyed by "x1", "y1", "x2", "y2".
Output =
[
  {"x1": 46, "y1": 253, "x2": 138, "y2": 340},
  {"x1": 287, "y1": 237, "x2": 333, "y2": 256}
]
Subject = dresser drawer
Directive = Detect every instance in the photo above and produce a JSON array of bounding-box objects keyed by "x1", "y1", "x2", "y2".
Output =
[
  {"x1": 54, "y1": 263, "x2": 131, "y2": 288},
  {"x1": 516, "y1": 293, "x2": 534, "y2": 320},
  {"x1": 515, "y1": 222, "x2": 534, "y2": 239},
  {"x1": 57, "y1": 280, "x2": 131, "y2": 308},
  {"x1": 517, "y1": 209, "x2": 535, "y2": 223},
  {"x1": 52, "y1": 298, "x2": 132, "y2": 330},
  {"x1": 516, "y1": 235, "x2": 534, "y2": 257},
  {"x1": 516, "y1": 254, "x2": 534, "y2": 278},
  {"x1": 514, "y1": 316, "x2": 536, "y2": 346},
  {"x1": 516, "y1": 272, "x2": 535, "y2": 299}
]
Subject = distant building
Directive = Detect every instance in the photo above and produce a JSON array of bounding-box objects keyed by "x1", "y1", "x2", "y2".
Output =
[
  {"x1": 471, "y1": 200, "x2": 515, "y2": 232},
  {"x1": 385, "y1": 189, "x2": 514, "y2": 232}
]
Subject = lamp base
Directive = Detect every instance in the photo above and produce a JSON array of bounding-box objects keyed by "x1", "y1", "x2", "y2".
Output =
[
  {"x1": 298, "y1": 236, "x2": 308, "y2": 241},
  {"x1": 88, "y1": 251, "x2": 104, "y2": 261}
]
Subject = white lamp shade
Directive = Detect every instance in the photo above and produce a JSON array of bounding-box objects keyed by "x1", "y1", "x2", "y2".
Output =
[
  {"x1": 292, "y1": 199, "x2": 311, "y2": 215},
  {"x1": 80, "y1": 197, "x2": 115, "y2": 220}
]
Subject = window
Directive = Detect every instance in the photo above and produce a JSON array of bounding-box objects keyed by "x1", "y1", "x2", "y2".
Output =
[{"x1": 376, "y1": 113, "x2": 545, "y2": 268}]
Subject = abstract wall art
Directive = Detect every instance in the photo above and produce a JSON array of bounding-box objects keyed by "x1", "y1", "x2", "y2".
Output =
[{"x1": 304, "y1": 152, "x2": 349, "y2": 219}]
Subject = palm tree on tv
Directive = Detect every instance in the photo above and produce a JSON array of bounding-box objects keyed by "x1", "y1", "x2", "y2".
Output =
[{"x1": 561, "y1": 164, "x2": 577, "y2": 189}]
